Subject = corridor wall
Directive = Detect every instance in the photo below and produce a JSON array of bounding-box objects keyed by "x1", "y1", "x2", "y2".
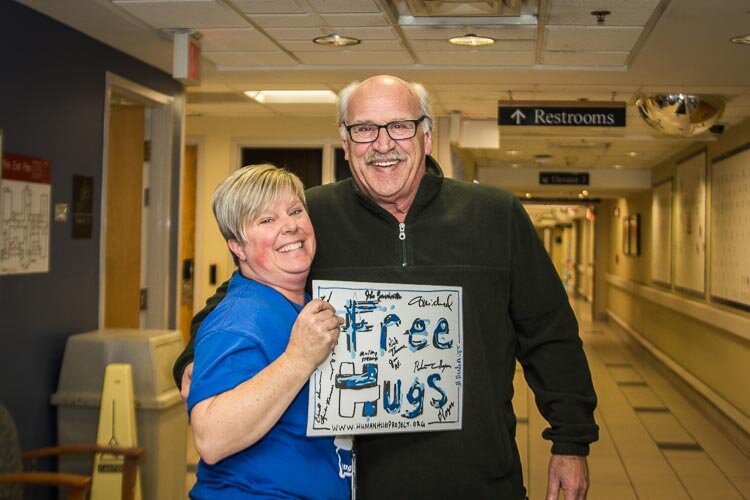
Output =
[
  {"x1": 0, "y1": 3, "x2": 183, "y2": 486},
  {"x1": 604, "y1": 118, "x2": 750, "y2": 431}
]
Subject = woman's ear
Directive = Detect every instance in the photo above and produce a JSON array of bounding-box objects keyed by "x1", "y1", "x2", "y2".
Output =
[{"x1": 227, "y1": 239, "x2": 245, "y2": 262}]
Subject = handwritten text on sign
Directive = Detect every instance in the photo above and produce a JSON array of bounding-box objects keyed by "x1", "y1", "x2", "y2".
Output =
[{"x1": 307, "y1": 281, "x2": 463, "y2": 436}]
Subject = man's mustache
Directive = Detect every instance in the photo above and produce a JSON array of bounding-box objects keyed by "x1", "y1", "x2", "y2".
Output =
[{"x1": 365, "y1": 152, "x2": 406, "y2": 163}]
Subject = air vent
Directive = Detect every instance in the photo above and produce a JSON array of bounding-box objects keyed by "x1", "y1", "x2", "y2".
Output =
[
  {"x1": 392, "y1": 0, "x2": 537, "y2": 26},
  {"x1": 404, "y1": 0, "x2": 522, "y2": 17}
]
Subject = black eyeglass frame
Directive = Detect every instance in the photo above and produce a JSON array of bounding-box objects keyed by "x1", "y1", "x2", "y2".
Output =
[{"x1": 344, "y1": 116, "x2": 428, "y2": 143}]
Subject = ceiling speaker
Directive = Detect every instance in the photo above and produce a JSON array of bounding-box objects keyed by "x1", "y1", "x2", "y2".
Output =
[{"x1": 636, "y1": 94, "x2": 725, "y2": 136}]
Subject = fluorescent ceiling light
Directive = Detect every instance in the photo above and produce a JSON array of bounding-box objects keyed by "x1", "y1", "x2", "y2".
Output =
[
  {"x1": 730, "y1": 34, "x2": 750, "y2": 45},
  {"x1": 244, "y1": 90, "x2": 337, "y2": 104}
]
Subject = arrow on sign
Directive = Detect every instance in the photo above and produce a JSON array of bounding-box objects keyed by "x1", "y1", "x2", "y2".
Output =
[{"x1": 510, "y1": 109, "x2": 526, "y2": 124}]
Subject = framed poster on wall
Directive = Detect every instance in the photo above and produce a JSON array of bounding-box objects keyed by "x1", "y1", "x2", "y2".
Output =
[
  {"x1": 710, "y1": 144, "x2": 750, "y2": 311},
  {"x1": 651, "y1": 179, "x2": 673, "y2": 287},
  {"x1": 0, "y1": 150, "x2": 52, "y2": 275},
  {"x1": 674, "y1": 151, "x2": 706, "y2": 297}
]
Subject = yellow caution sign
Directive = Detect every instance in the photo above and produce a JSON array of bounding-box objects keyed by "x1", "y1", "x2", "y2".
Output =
[{"x1": 91, "y1": 363, "x2": 142, "y2": 500}]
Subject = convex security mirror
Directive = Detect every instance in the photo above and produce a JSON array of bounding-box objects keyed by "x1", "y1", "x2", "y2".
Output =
[{"x1": 636, "y1": 94, "x2": 725, "y2": 136}]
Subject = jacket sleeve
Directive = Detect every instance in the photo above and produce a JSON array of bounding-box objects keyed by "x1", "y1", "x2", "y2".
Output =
[
  {"x1": 508, "y1": 198, "x2": 598, "y2": 455},
  {"x1": 172, "y1": 278, "x2": 230, "y2": 388}
]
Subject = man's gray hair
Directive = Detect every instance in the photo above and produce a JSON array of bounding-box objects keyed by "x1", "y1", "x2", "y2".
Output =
[
  {"x1": 337, "y1": 76, "x2": 433, "y2": 141},
  {"x1": 212, "y1": 163, "x2": 306, "y2": 244}
]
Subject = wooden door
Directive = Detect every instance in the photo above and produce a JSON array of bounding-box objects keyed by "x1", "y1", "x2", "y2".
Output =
[
  {"x1": 179, "y1": 144, "x2": 197, "y2": 343},
  {"x1": 104, "y1": 103, "x2": 144, "y2": 328}
]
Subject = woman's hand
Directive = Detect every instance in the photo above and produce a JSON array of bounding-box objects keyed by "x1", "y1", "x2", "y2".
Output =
[{"x1": 286, "y1": 298, "x2": 344, "y2": 372}]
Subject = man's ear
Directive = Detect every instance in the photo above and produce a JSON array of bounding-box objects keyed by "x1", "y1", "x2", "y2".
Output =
[
  {"x1": 227, "y1": 239, "x2": 245, "y2": 262},
  {"x1": 341, "y1": 139, "x2": 350, "y2": 161},
  {"x1": 423, "y1": 128, "x2": 433, "y2": 156}
]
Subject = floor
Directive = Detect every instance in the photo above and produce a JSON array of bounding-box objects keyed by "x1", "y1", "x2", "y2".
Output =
[{"x1": 184, "y1": 298, "x2": 750, "y2": 499}]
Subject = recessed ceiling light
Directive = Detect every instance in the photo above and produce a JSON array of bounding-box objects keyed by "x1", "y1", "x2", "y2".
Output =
[
  {"x1": 581, "y1": 190, "x2": 589, "y2": 196},
  {"x1": 506, "y1": 150, "x2": 522, "y2": 156},
  {"x1": 511, "y1": 163, "x2": 520, "y2": 169},
  {"x1": 448, "y1": 34, "x2": 495, "y2": 47},
  {"x1": 534, "y1": 153, "x2": 553, "y2": 163},
  {"x1": 613, "y1": 164, "x2": 623, "y2": 169},
  {"x1": 627, "y1": 151, "x2": 638, "y2": 157},
  {"x1": 313, "y1": 34, "x2": 360, "y2": 46},
  {"x1": 730, "y1": 34, "x2": 750, "y2": 45},
  {"x1": 525, "y1": 192, "x2": 532, "y2": 199},
  {"x1": 244, "y1": 90, "x2": 337, "y2": 104}
]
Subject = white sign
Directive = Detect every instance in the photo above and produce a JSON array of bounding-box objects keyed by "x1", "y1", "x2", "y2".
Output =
[
  {"x1": 307, "y1": 280, "x2": 463, "y2": 436},
  {"x1": 1, "y1": 152, "x2": 51, "y2": 275}
]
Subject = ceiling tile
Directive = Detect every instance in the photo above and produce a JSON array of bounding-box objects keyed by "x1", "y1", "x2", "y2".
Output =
[
  {"x1": 264, "y1": 27, "x2": 328, "y2": 40},
  {"x1": 409, "y1": 39, "x2": 534, "y2": 51},
  {"x1": 547, "y1": 0, "x2": 661, "y2": 26},
  {"x1": 544, "y1": 25, "x2": 642, "y2": 51},
  {"x1": 263, "y1": 102, "x2": 338, "y2": 116},
  {"x1": 113, "y1": 0, "x2": 249, "y2": 29},
  {"x1": 203, "y1": 50, "x2": 297, "y2": 66},
  {"x1": 252, "y1": 13, "x2": 322, "y2": 28},
  {"x1": 232, "y1": 0, "x2": 302, "y2": 14},
  {"x1": 282, "y1": 39, "x2": 403, "y2": 51},
  {"x1": 295, "y1": 51, "x2": 414, "y2": 65},
  {"x1": 307, "y1": 0, "x2": 380, "y2": 13},
  {"x1": 542, "y1": 50, "x2": 629, "y2": 66},
  {"x1": 319, "y1": 13, "x2": 390, "y2": 27},
  {"x1": 417, "y1": 50, "x2": 534, "y2": 66},
  {"x1": 200, "y1": 28, "x2": 278, "y2": 51}
]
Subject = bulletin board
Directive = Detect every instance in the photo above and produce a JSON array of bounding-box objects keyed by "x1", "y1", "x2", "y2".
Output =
[
  {"x1": 710, "y1": 145, "x2": 750, "y2": 311},
  {"x1": 674, "y1": 151, "x2": 706, "y2": 296},
  {"x1": 651, "y1": 179, "x2": 672, "y2": 287},
  {"x1": 308, "y1": 280, "x2": 463, "y2": 436}
]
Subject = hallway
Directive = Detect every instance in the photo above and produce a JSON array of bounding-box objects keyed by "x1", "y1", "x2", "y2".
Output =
[
  {"x1": 185, "y1": 298, "x2": 750, "y2": 499},
  {"x1": 515, "y1": 299, "x2": 750, "y2": 499}
]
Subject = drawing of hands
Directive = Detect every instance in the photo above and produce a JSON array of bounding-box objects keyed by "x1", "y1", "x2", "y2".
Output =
[{"x1": 286, "y1": 298, "x2": 344, "y2": 372}]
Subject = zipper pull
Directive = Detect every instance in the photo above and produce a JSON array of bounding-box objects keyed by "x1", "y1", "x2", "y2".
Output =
[{"x1": 398, "y1": 223, "x2": 406, "y2": 241}]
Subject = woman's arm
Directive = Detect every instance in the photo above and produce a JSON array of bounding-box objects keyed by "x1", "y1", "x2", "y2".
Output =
[{"x1": 190, "y1": 299, "x2": 342, "y2": 465}]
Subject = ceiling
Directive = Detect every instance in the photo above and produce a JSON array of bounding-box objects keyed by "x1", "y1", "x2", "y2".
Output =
[{"x1": 18, "y1": 0, "x2": 750, "y2": 199}]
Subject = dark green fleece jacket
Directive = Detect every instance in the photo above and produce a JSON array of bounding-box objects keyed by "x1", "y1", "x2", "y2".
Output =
[{"x1": 174, "y1": 156, "x2": 598, "y2": 499}]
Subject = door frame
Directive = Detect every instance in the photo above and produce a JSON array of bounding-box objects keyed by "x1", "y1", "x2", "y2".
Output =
[{"x1": 99, "y1": 72, "x2": 178, "y2": 329}]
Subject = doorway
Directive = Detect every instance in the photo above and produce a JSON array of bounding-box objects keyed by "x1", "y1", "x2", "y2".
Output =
[
  {"x1": 100, "y1": 73, "x2": 178, "y2": 329},
  {"x1": 240, "y1": 147, "x2": 323, "y2": 188}
]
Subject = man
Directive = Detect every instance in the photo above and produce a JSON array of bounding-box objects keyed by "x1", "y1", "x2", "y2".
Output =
[{"x1": 174, "y1": 75, "x2": 598, "y2": 499}]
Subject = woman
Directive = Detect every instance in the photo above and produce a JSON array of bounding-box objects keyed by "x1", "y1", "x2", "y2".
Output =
[{"x1": 187, "y1": 164, "x2": 351, "y2": 499}]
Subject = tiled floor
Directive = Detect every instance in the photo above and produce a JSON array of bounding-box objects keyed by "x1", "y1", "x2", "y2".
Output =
[{"x1": 184, "y1": 299, "x2": 750, "y2": 499}]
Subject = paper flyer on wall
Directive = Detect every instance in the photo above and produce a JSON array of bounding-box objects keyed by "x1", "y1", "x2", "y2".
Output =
[{"x1": 307, "y1": 280, "x2": 463, "y2": 436}]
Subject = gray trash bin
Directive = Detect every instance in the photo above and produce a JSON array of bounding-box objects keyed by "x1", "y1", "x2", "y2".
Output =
[{"x1": 51, "y1": 329, "x2": 187, "y2": 500}]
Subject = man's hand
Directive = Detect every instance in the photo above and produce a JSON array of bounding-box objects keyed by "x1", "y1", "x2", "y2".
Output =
[
  {"x1": 546, "y1": 455, "x2": 589, "y2": 500},
  {"x1": 181, "y1": 362, "x2": 194, "y2": 408}
]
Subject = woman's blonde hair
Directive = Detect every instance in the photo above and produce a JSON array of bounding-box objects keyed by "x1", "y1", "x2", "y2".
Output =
[{"x1": 211, "y1": 163, "x2": 306, "y2": 244}]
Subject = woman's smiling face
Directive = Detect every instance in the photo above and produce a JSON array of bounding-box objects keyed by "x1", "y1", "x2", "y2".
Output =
[{"x1": 228, "y1": 190, "x2": 315, "y2": 294}]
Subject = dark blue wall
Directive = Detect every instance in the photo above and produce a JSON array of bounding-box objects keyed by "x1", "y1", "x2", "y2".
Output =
[{"x1": 0, "y1": 0, "x2": 183, "y2": 471}]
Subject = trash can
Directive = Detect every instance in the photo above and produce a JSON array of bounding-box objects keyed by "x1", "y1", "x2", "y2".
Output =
[{"x1": 51, "y1": 329, "x2": 187, "y2": 500}]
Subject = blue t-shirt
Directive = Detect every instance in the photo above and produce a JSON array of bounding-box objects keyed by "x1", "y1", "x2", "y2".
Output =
[{"x1": 187, "y1": 273, "x2": 352, "y2": 499}]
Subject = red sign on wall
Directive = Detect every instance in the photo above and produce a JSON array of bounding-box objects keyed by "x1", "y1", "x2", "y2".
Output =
[{"x1": 2, "y1": 152, "x2": 51, "y2": 184}]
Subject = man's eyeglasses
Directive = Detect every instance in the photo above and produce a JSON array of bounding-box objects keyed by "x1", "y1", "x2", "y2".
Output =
[{"x1": 344, "y1": 116, "x2": 427, "y2": 143}]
